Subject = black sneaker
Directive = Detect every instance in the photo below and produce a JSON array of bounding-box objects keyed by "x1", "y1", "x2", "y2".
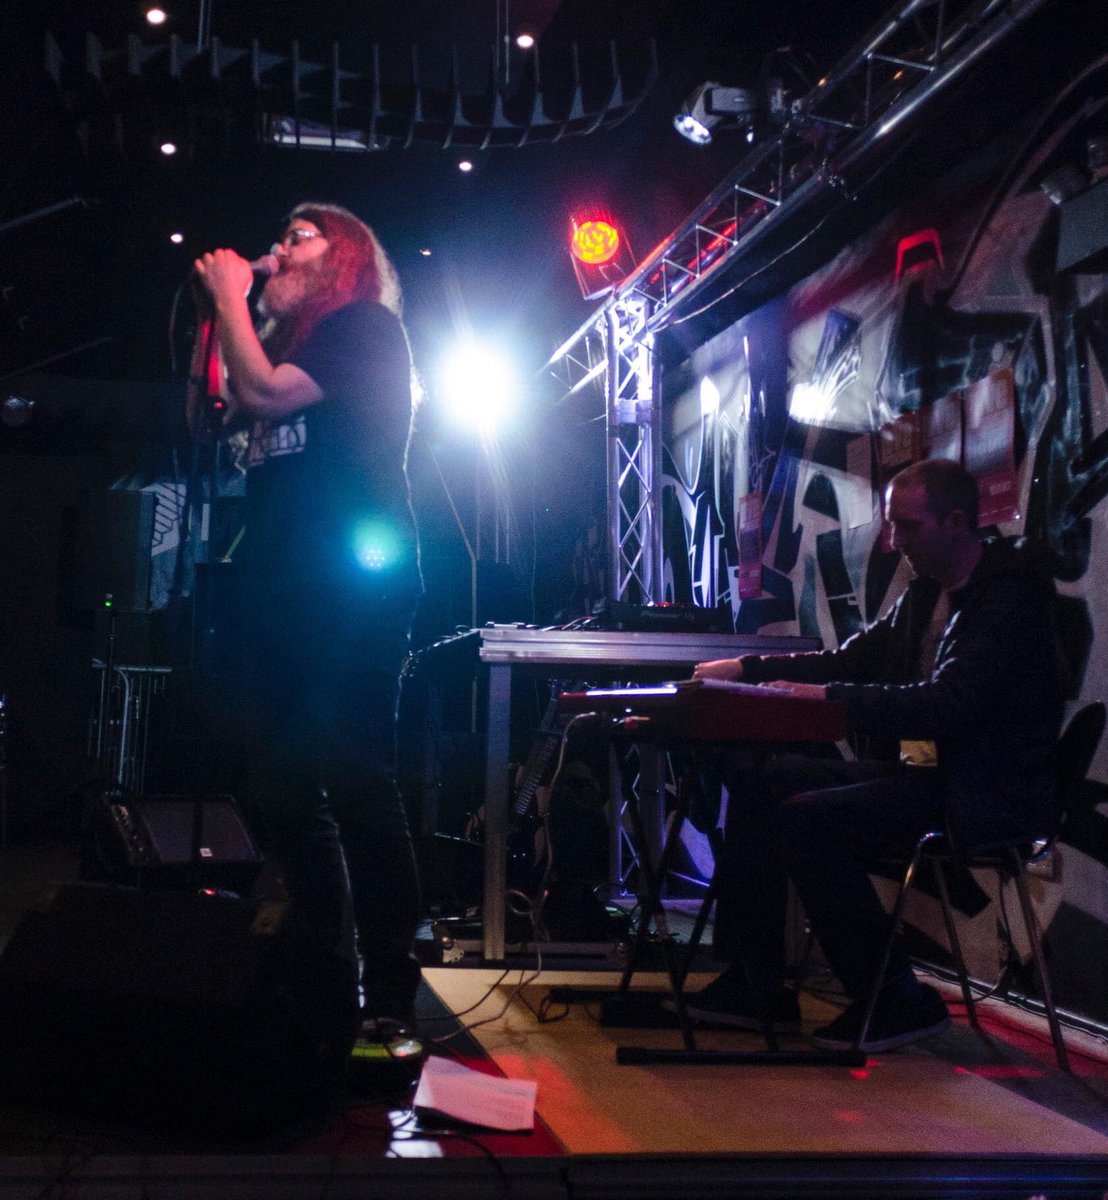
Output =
[
  {"x1": 811, "y1": 983, "x2": 950, "y2": 1052},
  {"x1": 664, "y1": 969, "x2": 802, "y2": 1033}
]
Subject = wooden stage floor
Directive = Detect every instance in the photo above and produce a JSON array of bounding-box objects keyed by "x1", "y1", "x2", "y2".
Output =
[
  {"x1": 1, "y1": 840, "x2": 1106, "y2": 1198},
  {"x1": 424, "y1": 966, "x2": 1108, "y2": 1156}
]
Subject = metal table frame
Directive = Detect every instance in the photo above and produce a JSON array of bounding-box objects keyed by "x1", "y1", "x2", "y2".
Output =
[{"x1": 476, "y1": 626, "x2": 820, "y2": 962}]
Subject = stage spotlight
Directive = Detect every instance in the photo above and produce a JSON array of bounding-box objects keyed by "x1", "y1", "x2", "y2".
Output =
[
  {"x1": 352, "y1": 521, "x2": 400, "y2": 571},
  {"x1": 673, "y1": 82, "x2": 762, "y2": 145},
  {"x1": 145, "y1": 6, "x2": 167, "y2": 26},
  {"x1": 568, "y1": 211, "x2": 635, "y2": 299},
  {"x1": 516, "y1": 32, "x2": 535, "y2": 49},
  {"x1": 438, "y1": 342, "x2": 517, "y2": 437},
  {"x1": 571, "y1": 219, "x2": 620, "y2": 266}
]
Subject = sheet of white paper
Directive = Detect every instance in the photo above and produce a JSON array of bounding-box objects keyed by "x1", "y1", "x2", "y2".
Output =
[{"x1": 414, "y1": 1055, "x2": 537, "y2": 1132}]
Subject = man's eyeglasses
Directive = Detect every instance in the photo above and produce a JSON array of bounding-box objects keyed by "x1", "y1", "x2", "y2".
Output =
[{"x1": 274, "y1": 228, "x2": 325, "y2": 251}]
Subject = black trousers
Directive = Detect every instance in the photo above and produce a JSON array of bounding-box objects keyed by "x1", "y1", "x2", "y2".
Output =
[
  {"x1": 229, "y1": 571, "x2": 422, "y2": 1020},
  {"x1": 715, "y1": 755, "x2": 945, "y2": 1000}
]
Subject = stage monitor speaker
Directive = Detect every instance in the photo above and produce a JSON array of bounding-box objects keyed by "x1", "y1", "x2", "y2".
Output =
[
  {"x1": 0, "y1": 883, "x2": 358, "y2": 1133},
  {"x1": 71, "y1": 489, "x2": 156, "y2": 614},
  {"x1": 80, "y1": 794, "x2": 264, "y2": 895}
]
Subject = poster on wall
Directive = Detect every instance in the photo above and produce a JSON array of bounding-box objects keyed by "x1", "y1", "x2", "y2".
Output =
[
  {"x1": 963, "y1": 368, "x2": 1019, "y2": 525},
  {"x1": 737, "y1": 491, "x2": 762, "y2": 599},
  {"x1": 923, "y1": 390, "x2": 963, "y2": 463}
]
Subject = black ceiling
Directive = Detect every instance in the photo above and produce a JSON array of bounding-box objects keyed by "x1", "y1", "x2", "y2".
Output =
[{"x1": 1, "y1": 1, "x2": 911, "y2": 386}]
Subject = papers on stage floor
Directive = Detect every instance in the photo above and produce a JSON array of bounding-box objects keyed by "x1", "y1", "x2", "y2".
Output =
[{"x1": 414, "y1": 1056, "x2": 537, "y2": 1131}]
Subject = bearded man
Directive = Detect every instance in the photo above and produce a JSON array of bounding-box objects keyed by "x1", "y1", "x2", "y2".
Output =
[{"x1": 187, "y1": 203, "x2": 423, "y2": 1039}]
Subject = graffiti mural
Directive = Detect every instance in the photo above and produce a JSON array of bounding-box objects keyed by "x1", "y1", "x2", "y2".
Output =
[{"x1": 660, "y1": 62, "x2": 1108, "y2": 1023}]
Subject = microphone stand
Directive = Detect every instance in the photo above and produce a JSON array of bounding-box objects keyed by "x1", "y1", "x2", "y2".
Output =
[{"x1": 186, "y1": 316, "x2": 228, "y2": 891}]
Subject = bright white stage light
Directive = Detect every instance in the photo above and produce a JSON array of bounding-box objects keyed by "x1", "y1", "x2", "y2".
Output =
[{"x1": 438, "y1": 342, "x2": 517, "y2": 437}]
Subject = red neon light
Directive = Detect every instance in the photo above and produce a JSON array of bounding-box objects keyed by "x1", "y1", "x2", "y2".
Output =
[
  {"x1": 571, "y1": 220, "x2": 620, "y2": 265},
  {"x1": 895, "y1": 228, "x2": 944, "y2": 282}
]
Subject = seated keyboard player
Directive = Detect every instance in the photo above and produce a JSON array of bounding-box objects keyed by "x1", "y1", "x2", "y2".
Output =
[{"x1": 677, "y1": 458, "x2": 1063, "y2": 1053}]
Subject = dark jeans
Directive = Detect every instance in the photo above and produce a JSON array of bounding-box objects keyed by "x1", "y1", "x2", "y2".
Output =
[
  {"x1": 716, "y1": 755, "x2": 944, "y2": 1000},
  {"x1": 230, "y1": 573, "x2": 422, "y2": 1020}
]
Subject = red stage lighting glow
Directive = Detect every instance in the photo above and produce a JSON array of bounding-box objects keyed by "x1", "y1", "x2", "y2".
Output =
[
  {"x1": 955, "y1": 1064, "x2": 1046, "y2": 1080},
  {"x1": 571, "y1": 220, "x2": 620, "y2": 265}
]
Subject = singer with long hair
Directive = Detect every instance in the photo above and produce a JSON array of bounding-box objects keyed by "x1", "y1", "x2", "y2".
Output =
[{"x1": 187, "y1": 202, "x2": 423, "y2": 1040}]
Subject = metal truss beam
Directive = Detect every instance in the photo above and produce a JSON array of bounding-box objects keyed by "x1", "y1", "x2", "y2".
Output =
[
  {"x1": 604, "y1": 298, "x2": 661, "y2": 605},
  {"x1": 547, "y1": 0, "x2": 1051, "y2": 605}
]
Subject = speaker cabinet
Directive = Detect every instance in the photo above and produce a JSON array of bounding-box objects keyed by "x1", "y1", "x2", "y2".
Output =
[
  {"x1": 81, "y1": 794, "x2": 264, "y2": 895},
  {"x1": 71, "y1": 489, "x2": 157, "y2": 614},
  {"x1": 0, "y1": 884, "x2": 358, "y2": 1132}
]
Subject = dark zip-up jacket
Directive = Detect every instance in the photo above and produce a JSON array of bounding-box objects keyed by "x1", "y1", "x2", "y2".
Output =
[{"x1": 738, "y1": 539, "x2": 1064, "y2": 853}]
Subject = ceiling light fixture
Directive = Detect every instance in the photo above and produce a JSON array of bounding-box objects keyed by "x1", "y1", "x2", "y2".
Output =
[{"x1": 673, "y1": 82, "x2": 762, "y2": 146}]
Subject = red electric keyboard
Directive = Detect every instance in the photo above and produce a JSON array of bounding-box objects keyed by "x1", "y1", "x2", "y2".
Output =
[{"x1": 556, "y1": 678, "x2": 848, "y2": 743}]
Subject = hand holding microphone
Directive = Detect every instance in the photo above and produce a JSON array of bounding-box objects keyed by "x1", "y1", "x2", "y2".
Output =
[
  {"x1": 192, "y1": 248, "x2": 279, "y2": 309},
  {"x1": 249, "y1": 252, "x2": 280, "y2": 279}
]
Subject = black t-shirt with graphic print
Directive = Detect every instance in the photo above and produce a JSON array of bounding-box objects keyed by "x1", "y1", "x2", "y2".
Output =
[{"x1": 238, "y1": 299, "x2": 419, "y2": 596}]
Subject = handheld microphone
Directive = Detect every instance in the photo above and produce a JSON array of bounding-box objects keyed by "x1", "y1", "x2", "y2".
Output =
[{"x1": 250, "y1": 253, "x2": 280, "y2": 279}]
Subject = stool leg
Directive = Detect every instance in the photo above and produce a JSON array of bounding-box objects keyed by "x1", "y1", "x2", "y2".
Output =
[
  {"x1": 1008, "y1": 851, "x2": 1069, "y2": 1072},
  {"x1": 932, "y1": 858, "x2": 979, "y2": 1029},
  {"x1": 855, "y1": 832, "x2": 941, "y2": 1049}
]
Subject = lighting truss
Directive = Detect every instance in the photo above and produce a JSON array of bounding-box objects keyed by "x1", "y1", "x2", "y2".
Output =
[
  {"x1": 604, "y1": 296, "x2": 660, "y2": 605},
  {"x1": 547, "y1": 0, "x2": 1051, "y2": 605},
  {"x1": 44, "y1": 32, "x2": 657, "y2": 150}
]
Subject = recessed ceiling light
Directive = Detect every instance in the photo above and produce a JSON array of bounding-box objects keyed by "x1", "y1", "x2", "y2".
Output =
[
  {"x1": 169, "y1": 231, "x2": 184, "y2": 244},
  {"x1": 516, "y1": 32, "x2": 535, "y2": 50},
  {"x1": 145, "y1": 6, "x2": 168, "y2": 26},
  {"x1": 159, "y1": 140, "x2": 177, "y2": 156}
]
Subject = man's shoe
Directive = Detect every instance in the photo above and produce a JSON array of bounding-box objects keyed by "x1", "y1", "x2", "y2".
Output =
[
  {"x1": 811, "y1": 983, "x2": 950, "y2": 1052},
  {"x1": 664, "y1": 970, "x2": 802, "y2": 1033}
]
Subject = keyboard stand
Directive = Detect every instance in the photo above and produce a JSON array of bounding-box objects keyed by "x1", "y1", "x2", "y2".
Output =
[{"x1": 595, "y1": 724, "x2": 866, "y2": 1068}]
